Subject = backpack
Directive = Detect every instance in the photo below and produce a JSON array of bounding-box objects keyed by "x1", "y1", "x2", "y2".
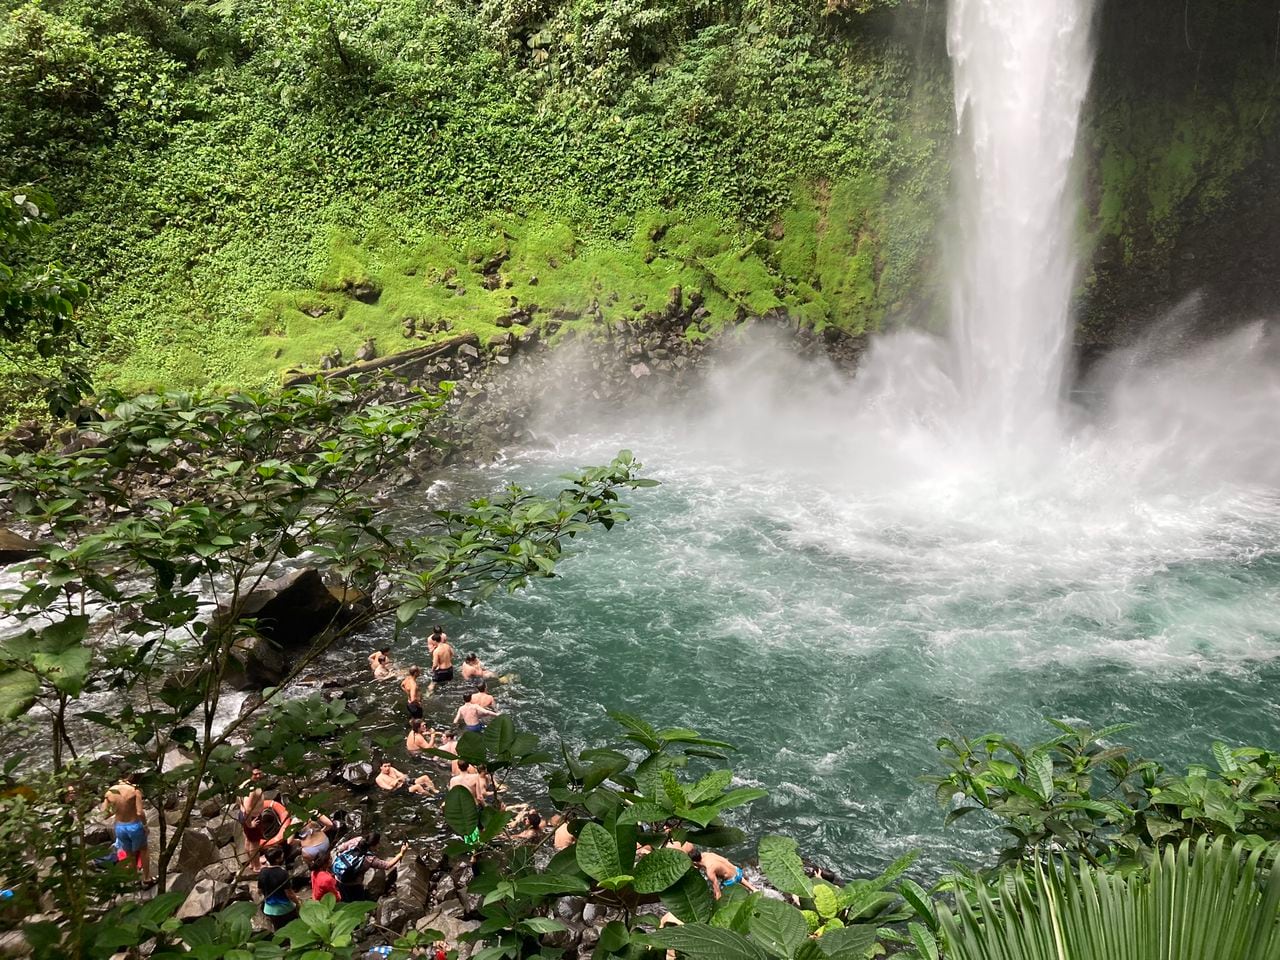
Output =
[{"x1": 331, "y1": 848, "x2": 366, "y2": 882}]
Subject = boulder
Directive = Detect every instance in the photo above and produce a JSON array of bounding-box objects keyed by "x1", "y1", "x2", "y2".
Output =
[
  {"x1": 416, "y1": 901, "x2": 481, "y2": 952},
  {"x1": 355, "y1": 339, "x2": 378, "y2": 362},
  {"x1": 377, "y1": 856, "x2": 433, "y2": 932},
  {"x1": 216, "y1": 568, "x2": 370, "y2": 655},
  {"x1": 0, "y1": 528, "x2": 42, "y2": 565},
  {"x1": 175, "y1": 827, "x2": 221, "y2": 877},
  {"x1": 176, "y1": 873, "x2": 235, "y2": 921},
  {"x1": 349, "y1": 282, "x2": 381, "y2": 304},
  {"x1": 629, "y1": 363, "x2": 651, "y2": 379}
]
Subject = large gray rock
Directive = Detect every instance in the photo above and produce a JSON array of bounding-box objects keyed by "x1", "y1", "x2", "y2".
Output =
[
  {"x1": 175, "y1": 826, "x2": 220, "y2": 877},
  {"x1": 416, "y1": 901, "x2": 480, "y2": 956},
  {"x1": 176, "y1": 874, "x2": 234, "y2": 921},
  {"x1": 214, "y1": 568, "x2": 371, "y2": 688},
  {"x1": 377, "y1": 857, "x2": 432, "y2": 932}
]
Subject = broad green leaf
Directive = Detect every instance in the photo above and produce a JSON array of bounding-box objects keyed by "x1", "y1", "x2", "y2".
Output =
[
  {"x1": 649, "y1": 924, "x2": 768, "y2": 960},
  {"x1": 0, "y1": 669, "x2": 39, "y2": 721},
  {"x1": 514, "y1": 874, "x2": 590, "y2": 897},
  {"x1": 688, "y1": 770, "x2": 734, "y2": 804},
  {"x1": 517, "y1": 917, "x2": 567, "y2": 935},
  {"x1": 483, "y1": 714, "x2": 516, "y2": 757},
  {"x1": 576, "y1": 821, "x2": 622, "y2": 881},
  {"x1": 633, "y1": 848, "x2": 691, "y2": 894},
  {"x1": 444, "y1": 786, "x2": 478, "y2": 837},
  {"x1": 661, "y1": 868, "x2": 715, "y2": 924},
  {"x1": 748, "y1": 898, "x2": 808, "y2": 958},
  {"x1": 813, "y1": 925, "x2": 879, "y2": 960},
  {"x1": 758, "y1": 835, "x2": 812, "y2": 897},
  {"x1": 813, "y1": 884, "x2": 839, "y2": 921},
  {"x1": 908, "y1": 923, "x2": 938, "y2": 960}
]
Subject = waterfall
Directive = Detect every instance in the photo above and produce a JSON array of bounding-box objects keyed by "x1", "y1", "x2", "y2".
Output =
[{"x1": 946, "y1": 0, "x2": 1097, "y2": 441}]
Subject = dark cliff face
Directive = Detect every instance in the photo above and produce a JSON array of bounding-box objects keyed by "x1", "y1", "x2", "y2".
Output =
[{"x1": 1077, "y1": 0, "x2": 1280, "y2": 350}]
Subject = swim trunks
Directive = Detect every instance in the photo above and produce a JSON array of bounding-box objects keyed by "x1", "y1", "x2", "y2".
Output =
[
  {"x1": 432, "y1": 667, "x2": 454, "y2": 684},
  {"x1": 465, "y1": 723, "x2": 485, "y2": 733},
  {"x1": 407, "y1": 701, "x2": 424, "y2": 719},
  {"x1": 243, "y1": 819, "x2": 264, "y2": 844},
  {"x1": 723, "y1": 867, "x2": 744, "y2": 888},
  {"x1": 115, "y1": 820, "x2": 147, "y2": 854}
]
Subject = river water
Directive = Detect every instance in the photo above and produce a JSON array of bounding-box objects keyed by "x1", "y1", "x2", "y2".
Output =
[
  {"x1": 341, "y1": 329, "x2": 1280, "y2": 879},
  {"x1": 333, "y1": 0, "x2": 1280, "y2": 881}
]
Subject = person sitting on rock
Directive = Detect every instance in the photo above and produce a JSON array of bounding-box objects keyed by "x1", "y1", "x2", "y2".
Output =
[
  {"x1": 691, "y1": 849, "x2": 755, "y2": 899},
  {"x1": 452, "y1": 692, "x2": 499, "y2": 734},
  {"x1": 470, "y1": 680, "x2": 496, "y2": 710},
  {"x1": 401, "y1": 666, "x2": 424, "y2": 719},
  {"x1": 368, "y1": 647, "x2": 394, "y2": 681},
  {"x1": 331, "y1": 832, "x2": 408, "y2": 902},
  {"x1": 461, "y1": 653, "x2": 496, "y2": 681},
  {"x1": 405, "y1": 719, "x2": 437, "y2": 755}
]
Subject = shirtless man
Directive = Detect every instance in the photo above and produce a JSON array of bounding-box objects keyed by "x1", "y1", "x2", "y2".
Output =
[
  {"x1": 401, "y1": 666, "x2": 424, "y2": 719},
  {"x1": 691, "y1": 849, "x2": 755, "y2": 898},
  {"x1": 461, "y1": 653, "x2": 496, "y2": 681},
  {"x1": 448, "y1": 760, "x2": 489, "y2": 806},
  {"x1": 428, "y1": 625, "x2": 448, "y2": 658},
  {"x1": 470, "y1": 680, "x2": 496, "y2": 710},
  {"x1": 103, "y1": 773, "x2": 150, "y2": 882},
  {"x1": 376, "y1": 762, "x2": 436, "y2": 795},
  {"x1": 368, "y1": 648, "x2": 394, "y2": 680},
  {"x1": 430, "y1": 636, "x2": 455, "y2": 689},
  {"x1": 452, "y1": 692, "x2": 499, "y2": 733}
]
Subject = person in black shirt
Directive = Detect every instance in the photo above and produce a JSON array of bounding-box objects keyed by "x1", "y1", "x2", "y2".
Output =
[{"x1": 258, "y1": 845, "x2": 299, "y2": 930}]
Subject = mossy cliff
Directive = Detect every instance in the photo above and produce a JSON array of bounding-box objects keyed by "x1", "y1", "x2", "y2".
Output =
[{"x1": 0, "y1": 0, "x2": 1276, "y2": 411}]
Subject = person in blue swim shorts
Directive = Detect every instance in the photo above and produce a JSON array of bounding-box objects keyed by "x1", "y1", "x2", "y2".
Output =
[
  {"x1": 103, "y1": 773, "x2": 150, "y2": 882},
  {"x1": 691, "y1": 848, "x2": 755, "y2": 899}
]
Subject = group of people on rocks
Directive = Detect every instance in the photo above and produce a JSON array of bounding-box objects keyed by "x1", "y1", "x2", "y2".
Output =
[{"x1": 100, "y1": 620, "x2": 756, "y2": 943}]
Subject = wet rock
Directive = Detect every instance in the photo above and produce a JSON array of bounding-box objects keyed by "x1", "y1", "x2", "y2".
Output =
[
  {"x1": 629, "y1": 362, "x2": 651, "y2": 379},
  {"x1": 457, "y1": 344, "x2": 480, "y2": 361},
  {"x1": 217, "y1": 568, "x2": 370, "y2": 653},
  {"x1": 341, "y1": 762, "x2": 375, "y2": 788},
  {"x1": 0, "y1": 528, "x2": 42, "y2": 565}
]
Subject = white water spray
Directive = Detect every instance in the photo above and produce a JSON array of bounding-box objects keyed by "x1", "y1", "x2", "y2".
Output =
[{"x1": 947, "y1": 0, "x2": 1096, "y2": 440}]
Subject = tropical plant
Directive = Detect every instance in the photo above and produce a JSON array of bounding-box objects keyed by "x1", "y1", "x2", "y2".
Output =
[
  {"x1": 928, "y1": 720, "x2": 1280, "y2": 867},
  {"x1": 938, "y1": 837, "x2": 1280, "y2": 960},
  {"x1": 0, "y1": 374, "x2": 650, "y2": 955}
]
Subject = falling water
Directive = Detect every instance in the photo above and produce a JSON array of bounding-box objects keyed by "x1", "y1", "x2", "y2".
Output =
[{"x1": 947, "y1": 0, "x2": 1097, "y2": 440}]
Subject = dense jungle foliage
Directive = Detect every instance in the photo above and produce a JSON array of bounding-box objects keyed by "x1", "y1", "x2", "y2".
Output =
[{"x1": 0, "y1": 0, "x2": 1277, "y2": 421}]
